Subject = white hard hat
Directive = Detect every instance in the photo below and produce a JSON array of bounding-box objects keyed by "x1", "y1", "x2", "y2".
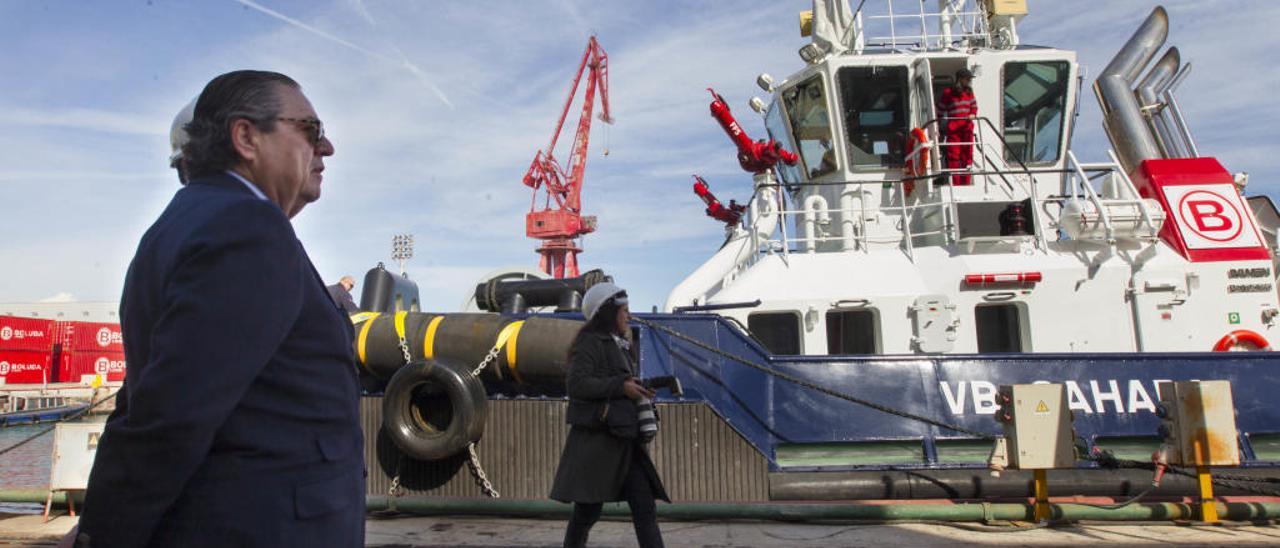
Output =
[
  {"x1": 582, "y1": 282, "x2": 627, "y2": 322},
  {"x1": 169, "y1": 97, "x2": 197, "y2": 167}
]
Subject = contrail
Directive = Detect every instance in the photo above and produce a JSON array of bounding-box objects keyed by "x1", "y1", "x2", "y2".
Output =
[{"x1": 235, "y1": 0, "x2": 453, "y2": 108}]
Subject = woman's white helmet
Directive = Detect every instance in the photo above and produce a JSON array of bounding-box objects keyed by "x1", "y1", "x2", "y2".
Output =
[
  {"x1": 169, "y1": 97, "x2": 197, "y2": 168},
  {"x1": 581, "y1": 282, "x2": 627, "y2": 322}
]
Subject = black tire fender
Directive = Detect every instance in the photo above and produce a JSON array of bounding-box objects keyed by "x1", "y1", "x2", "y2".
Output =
[{"x1": 381, "y1": 358, "x2": 487, "y2": 461}]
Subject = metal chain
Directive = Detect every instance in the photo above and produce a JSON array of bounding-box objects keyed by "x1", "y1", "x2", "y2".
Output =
[
  {"x1": 472, "y1": 345, "x2": 502, "y2": 378},
  {"x1": 1195, "y1": 470, "x2": 1280, "y2": 484},
  {"x1": 1088, "y1": 451, "x2": 1280, "y2": 497},
  {"x1": 379, "y1": 455, "x2": 405, "y2": 514},
  {"x1": 466, "y1": 442, "x2": 500, "y2": 498},
  {"x1": 1164, "y1": 465, "x2": 1280, "y2": 497},
  {"x1": 633, "y1": 317, "x2": 995, "y2": 439},
  {"x1": 385, "y1": 334, "x2": 412, "y2": 511},
  {"x1": 387, "y1": 455, "x2": 404, "y2": 498},
  {"x1": 398, "y1": 337, "x2": 412, "y2": 365}
]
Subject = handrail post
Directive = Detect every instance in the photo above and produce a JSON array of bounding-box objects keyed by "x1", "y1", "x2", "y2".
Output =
[
  {"x1": 777, "y1": 186, "x2": 790, "y2": 262},
  {"x1": 900, "y1": 182, "x2": 915, "y2": 261},
  {"x1": 859, "y1": 181, "x2": 869, "y2": 253},
  {"x1": 1107, "y1": 149, "x2": 1158, "y2": 236}
]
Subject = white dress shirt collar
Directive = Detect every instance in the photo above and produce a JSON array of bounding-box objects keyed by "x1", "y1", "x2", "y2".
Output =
[{"x1": 224, "y1": 170, "x2": 269, "y2": 201}]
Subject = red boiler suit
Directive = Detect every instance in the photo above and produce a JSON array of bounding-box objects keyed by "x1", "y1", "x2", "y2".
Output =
[{"x1": 939, "y1": 85, "x2": 977, "y2": 185}]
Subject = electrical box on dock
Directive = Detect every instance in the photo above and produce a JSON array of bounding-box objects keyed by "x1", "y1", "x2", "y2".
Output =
[
  {"x1": 1156, "y1": 380, "x2": 1240, "y2": 467},
  {"x1": 995, "y1": 384, "x2": 1075, "y2": 469}
]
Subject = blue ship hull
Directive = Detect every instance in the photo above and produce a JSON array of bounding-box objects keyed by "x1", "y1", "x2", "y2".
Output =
[
  {"x1": 0, "y1": 404, "x2": 88, "y2": 427},
  {"x1": 631, "y1": 313, "x2": 1280, "y2": 472}
]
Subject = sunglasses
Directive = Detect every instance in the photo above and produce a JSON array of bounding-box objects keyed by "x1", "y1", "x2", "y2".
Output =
[{"x1": 276, "y1": 117, "x2": 325, "y2": 146}]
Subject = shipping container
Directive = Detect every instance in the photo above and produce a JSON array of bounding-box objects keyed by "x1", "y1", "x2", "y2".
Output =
[
  {"x1": 0, "y1": 316, "x2": 56, "y2": 351},
  {"x1": 0, "y1": 349, "x2": 53, "y2": 384},
  {"x1": 58, "y1": 350, "x2": 126, "y2": 383},
  {"x1": 56, "y1": 321, "x2": 124, "y2": 352}
]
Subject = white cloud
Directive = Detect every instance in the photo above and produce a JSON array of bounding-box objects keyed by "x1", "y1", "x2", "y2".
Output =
[
  {"x1": 0, "y1": 106, "x2": 166, "y2": 136},
  {"x1": 0, "y1": 0, "x2": 1276, "y2": 314},
  {"x1": 39, "y1": 292, "x2": 76, "y2": 303}
]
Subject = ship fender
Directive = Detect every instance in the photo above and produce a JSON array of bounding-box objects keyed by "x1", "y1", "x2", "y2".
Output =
[
  {"x1": 1212, "y1": 329, "x2": 1272, "y2": 352},
  {"x1": 353, "y1": 312, "x2": 444, "y2": 379},
  {"x1": 354, "y1": 312, "x2": 583, "y2": 388},
  {"x1": 381, "y1": 358, "x2": 487, "y2": 461}
]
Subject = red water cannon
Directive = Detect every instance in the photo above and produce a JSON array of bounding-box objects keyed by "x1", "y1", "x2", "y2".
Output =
[
  {"x1": 693, "y1": 175, "x2": 746, "y2": 227},
  {"x1": 707, "y1": 88, "x2": 798, "y2": 173}
]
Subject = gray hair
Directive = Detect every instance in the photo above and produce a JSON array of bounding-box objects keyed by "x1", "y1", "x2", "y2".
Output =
[{"x1": 182, "y1": 70, "x2": 299, "y2": 179}]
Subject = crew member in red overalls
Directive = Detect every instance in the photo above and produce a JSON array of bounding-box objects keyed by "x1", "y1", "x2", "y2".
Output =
[{"x1": 938, "y1": 68, "x2": 977, "y2": 185}]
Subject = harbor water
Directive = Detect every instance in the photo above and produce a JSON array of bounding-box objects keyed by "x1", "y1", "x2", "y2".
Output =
[
  {"x1": 0, "y1": 423, "x2": 56, "y2": 490},
  {"x1": 0, "y1": 423, "x2": 60, "y2": 515}
]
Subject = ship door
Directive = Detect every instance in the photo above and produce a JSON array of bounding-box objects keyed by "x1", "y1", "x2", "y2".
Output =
[
  {"x1": 1129, "y1": 275, "x2": 1192, "y2": 351},
  {"x1": 910, "y1": 57, "x2": 937, "y2": 145}
]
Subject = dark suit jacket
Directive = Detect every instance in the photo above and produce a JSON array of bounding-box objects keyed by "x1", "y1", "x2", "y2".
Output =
[
  {"x1": 326, "y1": 283, "x2": 359, "y2": 313},
  {"x1": 79, "y1": 173, "x2": 364, "y2": 547}
]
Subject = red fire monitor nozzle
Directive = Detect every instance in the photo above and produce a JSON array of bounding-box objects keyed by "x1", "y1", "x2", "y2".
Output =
[
  {"x1": 692, "y1": 175, "x2": 746, "y2": 227},
  {"x1": 707, "y1": 88, "x2": 798, "y2": 173}
]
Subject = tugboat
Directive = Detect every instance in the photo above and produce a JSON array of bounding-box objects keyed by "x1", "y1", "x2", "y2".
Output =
[
  {"x1": 356, "y1": 1, "x2": 1280, "y2": 505},
  {"x1": 668, "y1": 0, "x2": 1278, "y2": 357}
]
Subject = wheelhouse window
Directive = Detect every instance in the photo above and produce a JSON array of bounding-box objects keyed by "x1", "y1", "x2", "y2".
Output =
[
  {"x1": 975, "y1": 303, "x2": 1025, "y2": 353},
  {"x1": 748, "y1": 311, "x2": 802, "y2": 355},
  {"x1": 781, "y1": 75, "x2": 837, "y2": 179},
  {"x1": 1002, "y1": 61, "x2": 1070, "y2": 165},
  {"x1": 765, "y1": 99, "x2": 803, "y2": 186},
  {"x1": 826, "y1": 309, "x2": 878, "y2": 354},
  {"x1": 836, "y1": 66, "x2": 909, "y2": 168}
]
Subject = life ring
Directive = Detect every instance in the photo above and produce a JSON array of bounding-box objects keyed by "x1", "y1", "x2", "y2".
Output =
[
  {"x1": 904, "y1": 127, "x2": 930, "y2": 178},
  {"x1": 1212, "y1": 330, "x2": 1272, "y2": 352},
  {"x1": 382, "y1": 358, "x2": 487, "y2": 460}
]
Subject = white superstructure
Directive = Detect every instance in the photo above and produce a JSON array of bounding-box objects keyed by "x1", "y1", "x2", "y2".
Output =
[{"x1": 667, "y1": 1, "x2": 1280, "y2": 356}]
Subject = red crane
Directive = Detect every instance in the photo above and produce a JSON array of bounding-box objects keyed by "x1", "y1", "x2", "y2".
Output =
[{"x1": 522, "y1": 36, "x2": 613, "y2": 278}]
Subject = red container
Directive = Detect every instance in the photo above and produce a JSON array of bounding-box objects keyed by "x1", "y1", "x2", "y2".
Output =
[
  {"x1": 59, "y1": 321, "x2": 124, "y2": 353},
  {"x1": 0, "y1": 350, "x2": 53, "y2": 384},
  {"x1": 58, "y1": 350, "x2": 127, "y2": 383},
  {"x1": 0, "y1": 316, "x2": 56, "y2": 351}
]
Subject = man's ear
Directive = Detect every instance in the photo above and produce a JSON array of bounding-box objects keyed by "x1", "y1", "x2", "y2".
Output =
[{"x1": 229, "y1": 118, "x2": 259, "y2": 163}]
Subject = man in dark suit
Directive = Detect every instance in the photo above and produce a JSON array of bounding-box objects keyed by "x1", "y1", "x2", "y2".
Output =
[
  {"x1": 327, "y1": 275, "x2": 359, "y2": 313},
  {"x1": 73, "y1": 70, "x2": 361, "y2": 547}
]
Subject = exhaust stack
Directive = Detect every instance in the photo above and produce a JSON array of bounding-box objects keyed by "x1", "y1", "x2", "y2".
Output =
[
  {"x1": 1135, "y1": 47, "x2": 1182, "y2": 158},
  {"x1": 1093, "y1": 6, "x2": 1168, "y2": 173}
]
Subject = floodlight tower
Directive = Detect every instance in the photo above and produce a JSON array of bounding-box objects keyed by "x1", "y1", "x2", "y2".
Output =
[{"x1": 391, "y1": 233, "x2": 414, "y2": 276}]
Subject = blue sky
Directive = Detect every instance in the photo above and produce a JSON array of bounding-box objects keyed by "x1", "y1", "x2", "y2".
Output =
[{"x1": 0, "y1": 1, "x2": 1276, "y2": 312}]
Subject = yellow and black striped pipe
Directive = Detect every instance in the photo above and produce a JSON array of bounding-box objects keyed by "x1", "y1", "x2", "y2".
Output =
[{"x1": 351, "y1": 312, "x2": 582, "y2": 387}]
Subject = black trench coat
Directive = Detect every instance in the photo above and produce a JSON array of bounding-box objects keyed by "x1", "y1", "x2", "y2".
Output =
[{"x1": 550, "y1": 331, "x2": 670, "y2": 504}]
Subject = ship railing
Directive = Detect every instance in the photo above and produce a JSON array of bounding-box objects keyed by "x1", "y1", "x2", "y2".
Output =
[
  {"x1": 908, "y1": 116, "x2": 1049, "y2": 251},
  {"x1": 750, "y1": 180, "x2": 951, "y2": 260},
  {"x1": 745, "y1": 113, "x2": 1149, "y2": 261},
  {"x1": 852, "y1": 0, "x2": 990, "y2": 52},
  {"x1": 1060, "y1": 149, "x2": 1162, "y2": 245}
]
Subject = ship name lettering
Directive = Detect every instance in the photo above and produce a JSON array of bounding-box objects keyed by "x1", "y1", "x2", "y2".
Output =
[
  {"x1": 1228, "y1": 267, "x2": 1271, "y2": 279},
  {"x1": 1228, "y1": 283, "x2": 1273, "y2": 294},
  {"x1": 940, "y1": 379, "x2": 1161, "y2": 415}
]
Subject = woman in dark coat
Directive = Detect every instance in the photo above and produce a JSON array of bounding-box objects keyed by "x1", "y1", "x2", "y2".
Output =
[{"x1": 550, "y1": 282, "x2": 669, "y2": 548}]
